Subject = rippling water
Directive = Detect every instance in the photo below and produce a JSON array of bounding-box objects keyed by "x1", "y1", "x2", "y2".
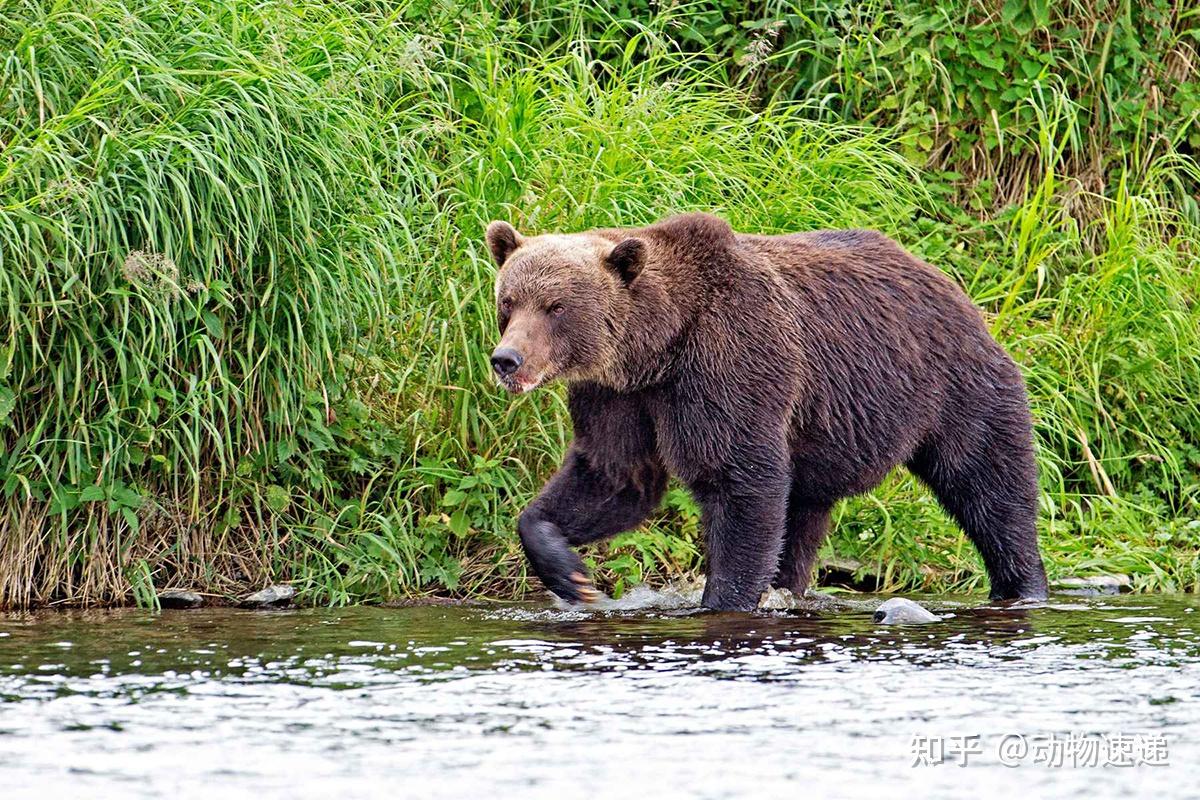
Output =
[{"x1": 1, "y1": 591, "x2": 1196, "y2": 798}]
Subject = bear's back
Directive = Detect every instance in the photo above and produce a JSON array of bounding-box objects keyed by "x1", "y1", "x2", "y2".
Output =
[
  {"x1": 738, "y1": 228, "x2": 954, "y2": 295},
  {"x1": 735, "y1": 227, "x2": 986, "y2": 343}
]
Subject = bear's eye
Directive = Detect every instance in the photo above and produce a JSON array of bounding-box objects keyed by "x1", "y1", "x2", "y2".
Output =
[{"x1": 550, "y1": 303, "x2": 566, "y2": 317}]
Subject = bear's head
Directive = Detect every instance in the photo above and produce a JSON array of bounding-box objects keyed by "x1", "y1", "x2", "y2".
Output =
[{"x1": 485, "y1": 221, "x2": 645, "y2": 393}]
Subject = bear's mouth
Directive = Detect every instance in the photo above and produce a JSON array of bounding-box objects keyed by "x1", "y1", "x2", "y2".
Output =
[{"x1": 497, "y1": 368, "x2": 550, "y2": 395}]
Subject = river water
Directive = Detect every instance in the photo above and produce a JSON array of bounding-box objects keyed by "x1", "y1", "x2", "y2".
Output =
[{"x1": 1, "y1": 590, "x2": 1196, "y2": 798}]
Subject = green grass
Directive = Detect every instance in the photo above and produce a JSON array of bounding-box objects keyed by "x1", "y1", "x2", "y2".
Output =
[{"x1": 1, "y1": 0, "x2": 1197, "y2": 607}]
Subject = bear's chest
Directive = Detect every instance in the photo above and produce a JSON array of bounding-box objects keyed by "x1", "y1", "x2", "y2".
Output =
[{"x1": 643, "y1": 377, "x2": 794, "y2": 488}]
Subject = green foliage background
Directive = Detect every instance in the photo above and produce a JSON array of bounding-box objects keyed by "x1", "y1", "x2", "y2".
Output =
[{"x1": 1, "y1": 0, "x2": 1197, "y2": 606}]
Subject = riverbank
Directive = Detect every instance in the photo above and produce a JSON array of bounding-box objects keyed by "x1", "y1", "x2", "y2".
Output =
[{"x1": 1, "y1": 0, "x2": 1197, "y2": 608}]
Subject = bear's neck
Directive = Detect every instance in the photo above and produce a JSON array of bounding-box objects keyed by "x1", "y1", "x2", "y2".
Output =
[
  {"x1": 585, "y1": 212, "x2": 732, "y2": 392},
  {"x1": 604, "y1": 264, "x2": 700, "y2": 392}
]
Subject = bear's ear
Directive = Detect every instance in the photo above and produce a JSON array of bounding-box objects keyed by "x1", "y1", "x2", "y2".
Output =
[
  {"x1": 605, "y1": 238, "x2": 645, "y2": 286},
  {"x1": 486, "y1": 221, "x2": 524, "y2": 267}
]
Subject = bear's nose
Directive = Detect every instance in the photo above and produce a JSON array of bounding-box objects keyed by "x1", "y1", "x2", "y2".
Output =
[{"x1": 491, "y1": 347, "x2": 523, "y2": 378}]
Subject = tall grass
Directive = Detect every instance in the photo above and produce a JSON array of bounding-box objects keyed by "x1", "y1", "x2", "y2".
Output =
[
  {"x1": 0, "y1": 0, "x2": 421, "y2": 604},
  {"x1": 1, "y1": 0, "x2": 1197, "y2": 607}
]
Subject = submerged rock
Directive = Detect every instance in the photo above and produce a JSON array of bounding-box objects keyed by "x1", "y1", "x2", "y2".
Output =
[
  {"x1": 873, "y1": 597, "x2": 939, "y2": 625},
  {"x1": 158, "y1": 589, "x2": 203, "y2": 609},
  {"x1": 1052, "y1": 574, "x2": 1132, "y2": 596},
  {"x1": 240, "y1": 584, "x2": 296, "y2": 608}
]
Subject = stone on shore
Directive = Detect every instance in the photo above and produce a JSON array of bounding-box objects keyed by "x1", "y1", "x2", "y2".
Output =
[
  {"x1": 240, "y1": 584, "x2": 296, "y2": 608},
  {"x1": 157, "y1": 589, "x2": 204, "y2": 609},
  {"x1": 1052, "y1": 574, "x2": 1132, "y2": 596}
]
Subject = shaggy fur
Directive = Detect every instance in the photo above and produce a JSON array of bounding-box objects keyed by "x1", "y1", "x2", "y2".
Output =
[{"x1": 487, "y1": 213, "x2": 1048, "y2": 611}]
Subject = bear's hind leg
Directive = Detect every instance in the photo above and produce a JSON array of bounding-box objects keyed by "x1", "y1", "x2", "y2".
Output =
[
  {"x1": 908, "y1": 427, "x2": 1048, "y2": 601},
  {"x1": 771, "y1": 493, "x2": 832, "y2": 595}
]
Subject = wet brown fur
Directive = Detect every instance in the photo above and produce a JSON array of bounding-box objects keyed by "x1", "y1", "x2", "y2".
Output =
[{"x1": 487, "y1": 213, "x2": 1048, "y2": 610}]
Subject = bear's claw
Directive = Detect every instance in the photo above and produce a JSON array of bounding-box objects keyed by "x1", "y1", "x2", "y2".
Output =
[{"x1": 570, "y1": 572, "x2": 600, "y2": 603}]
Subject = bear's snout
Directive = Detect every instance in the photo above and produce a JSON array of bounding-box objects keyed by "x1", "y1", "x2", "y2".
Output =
[
  {"x1": 492, "y1": 310, "x2": 555, "y2": 393},
  {"x1": 491, "y1": 347, "x2": 523, "y2": 378}
]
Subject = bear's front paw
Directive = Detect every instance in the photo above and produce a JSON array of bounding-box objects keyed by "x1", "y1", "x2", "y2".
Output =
[
  {"x1": 518, "y1": 517, "x2": 599, "y2": 604},
  {"x1": 541, "y1": 566, "x2": 600, "y2": 606}
]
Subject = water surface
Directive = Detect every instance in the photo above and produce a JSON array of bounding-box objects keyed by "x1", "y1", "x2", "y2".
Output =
[{"x1": 1, "y1": 591, "x2": 1196, "y2": 798}]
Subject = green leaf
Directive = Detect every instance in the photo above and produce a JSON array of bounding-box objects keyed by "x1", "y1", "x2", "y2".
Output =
[
  {"x1": 448, "y1": 508, "x2": 470, "y2": 537},
  {"x1": 1020, "y1": 59, "x2": 1043, "y2": 79},
  {"x1": 299, "y1": 424, "x2": 334, "y2": 451},
  {"x1": 0, "y1": 386, "x2": 14, "y2": 426},
  {"x1": 1030, "y1": 0, "x2": 1050, "y2": 27},
  {"x1": 79, "y1": 485, "x2": 106, "y2": 502},
  {"x1": 1000, "y1": 0, "x2": 1025, "y2": 24},
  {"x1": 121, "y1": 506, "x2": 140, "y2": 532},
  {"x1": 110, "y1": 485, "x2": 143, "y2": 509},
  {"x1": 441, "y1": 489, "x2": 468, "y2": 506},
  {"x1": 418, "y1": 555, "x2": 462, "y2": 590},
  {"x1": 972, "y1": 48, "x2": 1005, "y2": 71},
  {"x1": 276, "y1": 439, "x2": 297, "y2": 463},
  {"x1": 265, "y1": 484, "x2": 290, "y2": 513},
  {"x1": 48, "y1": 487, "x2": 80, "y2": 515},
  {"x1": 602, "y1": 552, "x2": 642, "y2": 582},
  {"x1": 201, "y1": 310, "x2": 224, "y2": 339}
]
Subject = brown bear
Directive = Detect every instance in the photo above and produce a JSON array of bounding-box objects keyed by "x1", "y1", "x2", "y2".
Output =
[{"x1": 485, "y1": 212, "x2": 1047, "y2": 611}]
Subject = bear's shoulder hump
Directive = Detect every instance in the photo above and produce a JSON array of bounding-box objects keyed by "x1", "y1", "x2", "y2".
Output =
[{"x1": 644, "y1": 212, "x2": 735, "y2": 247}]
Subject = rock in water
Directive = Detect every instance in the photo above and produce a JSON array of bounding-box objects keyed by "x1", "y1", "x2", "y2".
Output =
[
  {"x1": 873, "y1": 597, "x2": 939, "y2": 625},
  {"x1": 158, "y1": 589, "x2": 203, "y2": 609},
  {"x1": 240, "y1": 584, "x2": 296, "y2": 608}
]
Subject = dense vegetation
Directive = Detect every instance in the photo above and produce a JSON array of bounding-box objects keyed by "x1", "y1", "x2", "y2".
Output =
[{"x1": 1, "y1": 0, "x2": 1197, "y2": 607}]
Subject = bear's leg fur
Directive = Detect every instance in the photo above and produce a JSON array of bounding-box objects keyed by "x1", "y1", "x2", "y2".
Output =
[
  {"x1": 694, "y1": 483, "x2": 789, "y2": 611},
  {"x1": 518, "y1": 447, "x2": 666, "y2": 603},
  {"x1": 771, "y1": 497, "x2": 832, "y2": 594},
  {"x1": 908, "y1": 416, "x2": 1048, "y2": 601}
]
